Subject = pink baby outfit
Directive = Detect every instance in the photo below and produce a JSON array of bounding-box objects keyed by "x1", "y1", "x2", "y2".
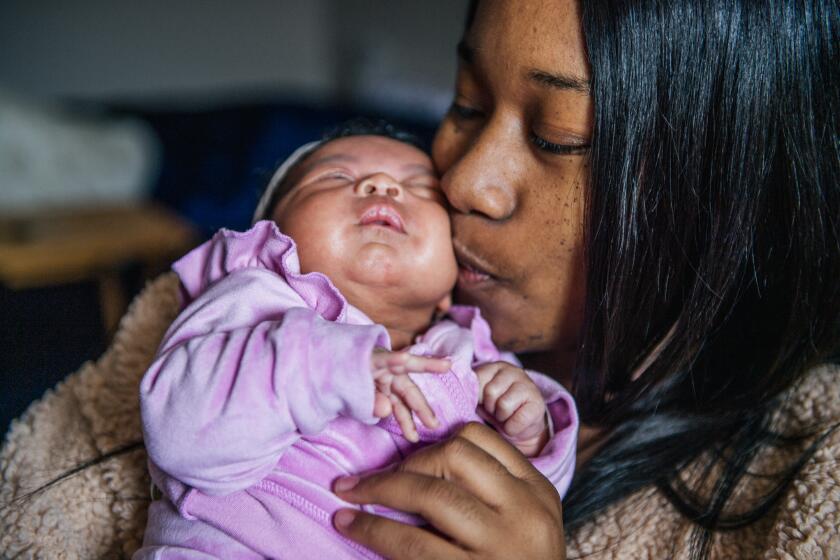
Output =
[{"x1": 135, "y1": 221, "x2": 578, "y2": 559}]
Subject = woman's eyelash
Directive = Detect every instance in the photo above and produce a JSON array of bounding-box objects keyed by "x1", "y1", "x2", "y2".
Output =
[
  {"x1": 450, "y1": 101, "x2": 588, "y2": 156},
  {"x1": 528, "y1": 132, "x2": 590, "y2": 155}
]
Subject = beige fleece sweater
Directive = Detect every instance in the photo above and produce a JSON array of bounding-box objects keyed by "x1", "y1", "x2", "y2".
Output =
[{"x1": 1, "y1": 273, "x2": 838, "y2": 559}]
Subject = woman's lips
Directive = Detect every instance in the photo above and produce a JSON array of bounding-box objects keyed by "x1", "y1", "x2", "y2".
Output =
[
  {"x1": 358, "y1": 203, "x2": 406, "y2": 234},
  {"x1": 453, "y1": 242, "x2": 498, "y2": 286},
  {"x1": 458, "y1": 264, "x2": 492, "y2": 284}
]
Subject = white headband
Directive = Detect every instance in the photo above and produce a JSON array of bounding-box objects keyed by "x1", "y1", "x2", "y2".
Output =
[{"x1": 252, "y1": 140, "x2": 323, "y2": 224}]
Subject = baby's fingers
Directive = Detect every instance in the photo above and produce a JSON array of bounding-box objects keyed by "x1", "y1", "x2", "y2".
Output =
[
  {"x1": 390, "y1": 394, "x2": 419, "y2": 443},
  {"x1": 388, "y1": 352, "x2": 451, "y2": 375},
  {"x1": 373, "y1": 392, "x2": 393, "y2": 418},
  {"x1": 370, "y1": 349, "x2": 395, "y2": 375},
  {"x1": 503, "y1": 400, "x2": 546, "y2": 438},
  {"x1": 391, "y1": 374, "x2": 439, "y2": 430}
]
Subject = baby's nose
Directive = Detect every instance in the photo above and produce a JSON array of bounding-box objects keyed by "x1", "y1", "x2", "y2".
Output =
[{"x1": 354, "y1": 173, "x2": 404, "y2": 199}]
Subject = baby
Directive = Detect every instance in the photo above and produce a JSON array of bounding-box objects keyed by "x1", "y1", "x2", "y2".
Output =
[{"x1": 135, "y1": 120, "x2": 578, "y2": 559}]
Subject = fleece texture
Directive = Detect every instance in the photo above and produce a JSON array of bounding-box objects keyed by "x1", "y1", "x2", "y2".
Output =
[{"x1": 2, "y1": 273, "x2": 838, "y2": 559}]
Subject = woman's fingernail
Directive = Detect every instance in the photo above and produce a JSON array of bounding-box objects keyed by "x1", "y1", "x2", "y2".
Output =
[
  {"x1": 334, "y1": 509, "x2": 357, "y2": 530},
  {"x1": 334, "y1": 475, "x2": 360, "y2": 493}
]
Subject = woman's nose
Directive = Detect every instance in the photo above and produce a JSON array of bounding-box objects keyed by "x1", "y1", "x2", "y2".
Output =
[
  {"x1": 438, "y1": 121, "x2": 517, "y2": 220},
  {"x1": 354, "y1": 173, "x2": 404, "y2": 199}
]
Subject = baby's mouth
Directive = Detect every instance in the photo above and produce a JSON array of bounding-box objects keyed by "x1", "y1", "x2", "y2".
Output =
[{"x1": 359, "y1": 204, "x2": 406, "y2": 234}]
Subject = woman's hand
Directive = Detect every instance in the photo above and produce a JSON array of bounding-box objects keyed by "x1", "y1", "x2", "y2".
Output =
[{"x1": 332, "y1": 422, "x2": 566, "y2": 560}]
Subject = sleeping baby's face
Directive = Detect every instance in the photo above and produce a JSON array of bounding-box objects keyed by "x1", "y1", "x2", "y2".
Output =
[{"x1": 272, "y1": 135, "x2": 457, "y2": 315}]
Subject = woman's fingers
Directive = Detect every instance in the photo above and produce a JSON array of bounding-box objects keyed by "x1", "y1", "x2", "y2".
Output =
[
  {"x1": 334, "y1": 508, "x2": 467, "y2": 560},
  {"x1": 335, "y1": 469, "x2": 495, "y2": 548},
  {"x1": 335, "y1": 423, "x2": 565, "y2": 560},
  {"x1": 444, "y1": 423, "x2": 559, "y2": 508},
  {"x1": 339, "y1": 424, "x2": 522, "y2": 510}
]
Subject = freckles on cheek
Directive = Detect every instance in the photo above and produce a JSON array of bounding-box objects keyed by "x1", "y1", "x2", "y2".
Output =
[{"x1": 529, "y1": 205, "x2": 569, "y2": 259}]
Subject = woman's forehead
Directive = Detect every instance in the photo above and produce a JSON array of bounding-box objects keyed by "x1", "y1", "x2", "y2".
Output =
[{"x1": 465, "y1": 0, "x2": 590, "y2": 84}]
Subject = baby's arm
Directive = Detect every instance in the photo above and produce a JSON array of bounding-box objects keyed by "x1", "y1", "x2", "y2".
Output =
[
  {"x1": 141, "y1": 268, "x2": 391, "y2": 495},
  {"x1": 475, "y1": 362, "x2": 550, "y2": 457}
]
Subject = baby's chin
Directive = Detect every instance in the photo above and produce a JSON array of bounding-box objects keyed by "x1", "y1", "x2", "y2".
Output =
[
  {"x1": 339, "y1": 248, "x2": 451, "y2": 299},
  {"x1": 344, "y1": 246, "x2": 427, "y2": 292}
]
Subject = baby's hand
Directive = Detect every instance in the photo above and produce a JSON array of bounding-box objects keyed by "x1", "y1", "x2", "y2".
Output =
[
  {"x1": 370, "y1": 349, "x2": 450, "y2": 442},
  {"x1": 475, "y1": 362, "x2": 549, "y2": 457}
]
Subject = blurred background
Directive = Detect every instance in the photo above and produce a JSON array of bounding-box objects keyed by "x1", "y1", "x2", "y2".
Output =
[{"x1": 0, "y1": 0, "x2": 469, "y2": 434}]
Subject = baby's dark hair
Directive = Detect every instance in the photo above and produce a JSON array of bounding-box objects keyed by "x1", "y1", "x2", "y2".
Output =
[
  {"x1": 322, "y1": 117, "x2": 424, "y2": 149},
  {"x1": 258, "y1": 117, "x2": 426, "y2": 221}
]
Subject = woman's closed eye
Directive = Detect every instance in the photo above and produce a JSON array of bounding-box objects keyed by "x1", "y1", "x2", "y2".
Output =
[
  {"x1": 450, "y1": 100, "x2": 589, "y2": 156},
  {"x1": 528, "y1": 132, "x2": 590, "y2": 156}
]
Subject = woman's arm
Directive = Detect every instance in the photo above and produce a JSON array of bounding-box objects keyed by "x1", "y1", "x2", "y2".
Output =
[{"x1": 332, "y1": 422, "x2": 566, "y2": 560}]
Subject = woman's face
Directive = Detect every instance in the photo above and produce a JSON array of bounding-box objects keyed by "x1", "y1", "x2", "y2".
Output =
[{"x1": 433, "y1": 0, "x2": 593, "y2": 364}]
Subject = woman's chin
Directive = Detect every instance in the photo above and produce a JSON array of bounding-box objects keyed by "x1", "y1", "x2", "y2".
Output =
[{"x1": 456, "y1": 283, "x2": 569, "y2": 356}]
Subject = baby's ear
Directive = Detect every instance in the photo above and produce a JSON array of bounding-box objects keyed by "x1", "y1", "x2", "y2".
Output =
[{"x1": 436, "y1": 293, "x2": 452, "y2": 314}]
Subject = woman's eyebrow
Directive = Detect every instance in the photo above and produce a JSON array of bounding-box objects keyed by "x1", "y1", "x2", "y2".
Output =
[
  {"x1": 527, "y1": 69, "x2": 590, "y2": 94},
  {"x1": 458, "y1": 39, "x2": 589, "y2": 94}
]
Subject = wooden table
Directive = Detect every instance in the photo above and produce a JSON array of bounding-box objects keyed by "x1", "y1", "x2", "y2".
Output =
[{"x1": 0, "y1": 204, "x2": 197, "y2": 336}]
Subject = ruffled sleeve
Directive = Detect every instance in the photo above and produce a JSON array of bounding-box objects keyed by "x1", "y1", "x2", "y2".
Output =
[{"x1": 173, "y1": 220, "x2": 348, "y2": 322}]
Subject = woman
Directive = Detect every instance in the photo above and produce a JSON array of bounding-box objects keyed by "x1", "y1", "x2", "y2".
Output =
[
  {"x1": 329, "y1": 0, "x2": 840, "y2": 558},
  {"x1": 1, "y1": 0, "x2": 837, "y2": 558}
]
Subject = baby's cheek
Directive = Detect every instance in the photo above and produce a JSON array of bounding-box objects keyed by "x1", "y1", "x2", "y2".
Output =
[
  {"x1": 411, "y1": 215, "x2": 457, "y2": 290},
  {"x1": 284, "y1": 213, "x2": 346, "y2": 276}
]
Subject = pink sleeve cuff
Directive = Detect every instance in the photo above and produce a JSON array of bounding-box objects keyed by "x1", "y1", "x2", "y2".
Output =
[{"x1": 525, "y1": 371, "x2": 579, "y2": 498}]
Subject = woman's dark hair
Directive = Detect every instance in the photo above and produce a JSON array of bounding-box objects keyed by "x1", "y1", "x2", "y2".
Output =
[
  {"x1": 257, "y1": 117, "x2": 424, "y2": 221},
  {"x1": 480, "y1": 0, "x2": 837, "y2": 554}
]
